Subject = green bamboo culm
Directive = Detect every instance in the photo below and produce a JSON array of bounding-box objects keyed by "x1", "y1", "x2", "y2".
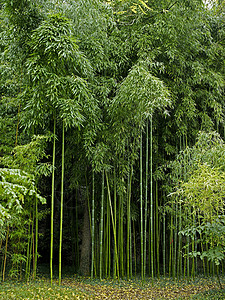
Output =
[
  {"x1": 50, "y1": 117, "x2": 56, "y2": 286},
  {"x1": 140, "y1": 130, "x2": 144, "y2": 282},
  {"x1": 29, "y1": 212, "x2": 34, "y2": 280},
  {"x1": 91, "y1": 170, "x2": 95, "y2": 279},
  {"x1": 169, "y1": 203, "x2": 174, "y2": 277},
  {"x1": 150, "y1": 115, "x2": 154, "y2": 281},
  {"x1": 128, "y1": 165, "x2": 133, "y2": 279},
  {"x1": 105, "y1": 172, "x2": 119, "y2": 279},
  {"x1": 99, "y1": 171, "x2": 104, "y2": 280},
  {"x1": 155, "y1": 180, "x2": 160, "y2": 278},
  {"x1": 59, "y1": 121, "x2": 65, "y2": 285},
  {"x1": 108, "y1": 197, "x2": 111, "y2": 278},
  {"x1": 127, "y1": 166, "x2": 132, "y2": 279},
  {"x1": 113, "y1": 168, "x2": 117, "y2": 279},
  {"x1": 119, "y1": 194, "x2": 124, "y2": 278},
  {"x1": 174, "y1": 200, "x2": 178, "y2": 279},
  {"x1": 163, "y1": 206, "x2": 166, "y2": 277},
  {"x1": 25, "y1": 214, "x2": 31, "y2": 281},
  {"x1": 144, "y1": 120, "x2": 149, "y2": 281},
  {"x1": 34, "y1": 196, "x2": 38, "y2": 279}
]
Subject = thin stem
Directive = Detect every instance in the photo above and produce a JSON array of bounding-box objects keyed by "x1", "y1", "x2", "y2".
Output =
[
  {"x1": 50, "y1": 117, "x2": 56, "y2": 286},
  {"x1": 113, "y1": 169, "x2": 117, "y2": 279},
  {"x1": 150, "y1": 116, "x2": 154, "y2": 281},
  {"x1": 140, "y1": 130, "x2": 144, "y2": 282},
  {"x1": 106, "y1": 172, "x2": 119, "y2": 279},
  {"x1": 144, "y1": 120, "x2": 148, "y2": 280},
  {"x1": 99, "y1": 171, "x2": 104, "y2": 280},
  {"x1": 34, "y1": 196, "x2": 38, "y2": 279},
  {"x1": 91, "y1": 170, "x2": 95, "y2": 279},
  {"x1": 59, "y1": 121, "x2": 65, "y2": 285}
]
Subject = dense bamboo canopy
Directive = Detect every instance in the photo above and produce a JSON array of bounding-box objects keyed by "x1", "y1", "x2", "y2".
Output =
[{"x1": 0, "y1": 0, "x2": 224, "y2": 282}]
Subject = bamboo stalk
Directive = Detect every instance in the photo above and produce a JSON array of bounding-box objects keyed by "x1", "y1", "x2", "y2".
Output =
[
  {"x1": 140, "y1": 130, "x2": 144, "y2": 282},
  {"x1": 127, "y1": 164, "x2": 133, "y2": 280},
  {"x1": 99, "y1": 171, "x2": 104, "y2": 280},
  {"x1": 177, "y1": 200, "x2": 182, "y2": 278},
  {"x1": 155, "y1": 181, "x2": 160, "y2": 278},
  {"x1": 106, "y1": 172, "x2": 119, "y2": 279},
  {"x1": 113, "y1": 169, "x2": 117, "y2": 279},
  {"x1": 91, "y1": 170, "x2": 95, "y2": 279},
  {"x1": 129, "y1": 215, "x2": 132, "y2": 279},
  {"x1": 169, "y1": 205, "x2": 173, "y2": 278},
  {"x1": 59, "y1": 121, "x2": 65, "y2": 285},
  {"x1": 28, "y1": 215, "x2": 34, "y2": 281},
  {"x1": 34, "y1": 196, "x2": 38, "y2": 279},
  {"x1": 163, "y1": 207, "x2": 166, "y2": 277},
  {"x1": 133, "y1": 220, "x2": 137, "y2": 277},
  {"x1": 120, "y1": 195, "x2": 124, "y2": 278},
  {"x1": 144, "y1": 120, "x2": 148, "y2": 280},
  {"x1": 107, "y1": 200, "x2": 110, "y2": 278},
  {"x1": 50, "y1": 117, "x2": 56, "y2": 286},
  {"x1": 25, "y1": 216, "x2": 31, "y2": 281},
  {"x1": 174, "y1": 200, "x2": 178, "y2": 279},
  {"x1": 150, "y1": 116, "x2": 154, "y2": 281}
]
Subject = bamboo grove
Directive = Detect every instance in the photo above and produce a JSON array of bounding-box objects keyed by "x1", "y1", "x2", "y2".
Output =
[{"x1": 0, "y1": 0, "x2": 224, "y2": 283}]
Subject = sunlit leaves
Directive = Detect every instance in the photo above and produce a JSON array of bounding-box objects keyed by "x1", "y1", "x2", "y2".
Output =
[
  {"x1": 23, "y1": 13, "x2": 93, "y2": 132},
  {"x1": 176, "y1": 164, "x2": 225, "y2": 218},
  {"x1": 110, "y1": 62, "x2": 170, "y2": 157},
  {"x1": 1, "y1": 134, "x2": 51, "y2": 175},
  {"x1": 0, "y1": 168, "x2": 46, "y2": 205}
]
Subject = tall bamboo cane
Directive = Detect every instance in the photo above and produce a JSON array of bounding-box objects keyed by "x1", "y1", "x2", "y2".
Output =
[
  {"x1": 59, "y1": 121, "x2": 65, "y2": 285},
  {"x1": 50, "y1": 117, "x2": 56, "y2": 286},
  {"x1": 34, "y1": 196, "x2": 38, "y2": 279},
  {"x1": 150, "y1": 116, "x2": 154, "y2": 280},
  {"x1": 127, "y1": 169, "x2": 131, "y2": 279},
  {"x1": 91, "y1": 170, "x2": 95, "y2": 279},
  {"x1": 144, "y1": 120, "x2": 148, "y2": 280},
  {"x1": 140, "y1": 130, "x2": 144, "y2": 282},
  {"x1": 113, "y1": 169, "x2": 117, "y2": 279},
  {"x1": 163, "y1": 206, "x2": 166, "y2": 277},
  {"x1": 99, "y1": 171, "x2": 104, "y2": 280},
  {"x1": 106, "y1": 172, "x2": 119, "y2": 279}
]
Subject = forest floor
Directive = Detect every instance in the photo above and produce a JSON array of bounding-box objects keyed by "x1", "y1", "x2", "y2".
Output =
[{"x1": 0, "y1": 275, "x2": 225, "y2": 299}]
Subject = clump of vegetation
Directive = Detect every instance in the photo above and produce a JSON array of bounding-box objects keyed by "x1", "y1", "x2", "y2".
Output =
[{"x1": 0, "y1": 0, "x2": 224, "y2": 289}]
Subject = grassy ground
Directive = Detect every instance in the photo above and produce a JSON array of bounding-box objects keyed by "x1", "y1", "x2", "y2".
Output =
[{"x1": 0, "y1": 276, "x2": 224, "y2": 299}]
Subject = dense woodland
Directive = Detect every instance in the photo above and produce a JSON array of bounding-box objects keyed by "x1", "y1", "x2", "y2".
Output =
[{"x1": 0, "y1": 0, "x2": 224, "y2": 284}]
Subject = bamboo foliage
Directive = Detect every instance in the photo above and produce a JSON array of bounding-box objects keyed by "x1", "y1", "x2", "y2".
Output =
[{"x1": 1, "y1": 0, "x2": 224, "y2": 283}]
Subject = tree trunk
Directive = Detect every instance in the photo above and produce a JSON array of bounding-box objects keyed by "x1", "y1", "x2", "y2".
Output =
[{"x1": 80, "y1": 192, "x2": 91, "y2": 276}]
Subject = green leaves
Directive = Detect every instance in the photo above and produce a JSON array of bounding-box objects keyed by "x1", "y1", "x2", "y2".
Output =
[
  {"x1": 180, "y1": 217, "x2": 225, "y2": 267},
  {"x1": 176, "y1": 164, "x2": 225, "y2": 220},
  {"x1": 112, "y1": 62, "x2": 170, "y2": 121},
  {"x1": 1, "y1": 134, "x2": 51, "y2": 176},
  {"x1": 29, "y1": 14, "x2": 77, "y2": 65},
  {"x1": 22, "y1": 13, "x2": 93, "y2": 132},
  {"x1": 109, "y1": 62, "x2": 170, "y2": 161},
  {"x1": 0, "y1": 168, "x2": 46, "y2": 206}
]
